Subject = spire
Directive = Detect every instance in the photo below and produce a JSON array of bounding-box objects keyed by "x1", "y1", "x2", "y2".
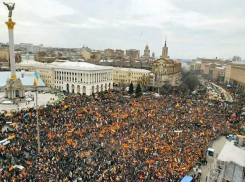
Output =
[{"x1": 162, "y1": 36, "x2": 169, "y2": 59}]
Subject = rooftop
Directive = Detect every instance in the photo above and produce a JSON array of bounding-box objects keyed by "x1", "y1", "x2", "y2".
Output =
[
  {"x1": 17, "y1": 60, "x2": 45, "y2": 67},
  {"x1": 114, "y1": 67, "x2": 151, "y2": 73},
  {"x1": 55, "y1": 61, "x2": 113, "y2": 71}
]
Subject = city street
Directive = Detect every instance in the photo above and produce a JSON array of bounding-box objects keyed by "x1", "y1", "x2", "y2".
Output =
[{"x1": 204, "y1": 81, "x2": 233, "y2": 102}]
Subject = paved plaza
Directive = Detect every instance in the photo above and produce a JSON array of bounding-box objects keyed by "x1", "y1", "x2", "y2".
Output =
[{"x1": 0, "y1": 91, "x2": 58, "y2": 112}]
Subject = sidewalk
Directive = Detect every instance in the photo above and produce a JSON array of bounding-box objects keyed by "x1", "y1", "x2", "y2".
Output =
[{"x1": 0, "y1": 92, "x2": 58, "y2": 112}]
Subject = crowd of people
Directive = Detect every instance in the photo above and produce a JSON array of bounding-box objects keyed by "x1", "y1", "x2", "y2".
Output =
[{"x1": 0, "y1": 87, "x2": 243, "y2": 181}]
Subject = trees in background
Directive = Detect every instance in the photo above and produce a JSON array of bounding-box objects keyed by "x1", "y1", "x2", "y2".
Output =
[
  {"x1": 135, "y1": 83, "x2": 142, "y2": 97},
  {"x1": 179, "y1": 70, "x2": 200, "y2": 93},
  {"x1": 128, "y1": 83, "x2": 134, "y2": 94}
]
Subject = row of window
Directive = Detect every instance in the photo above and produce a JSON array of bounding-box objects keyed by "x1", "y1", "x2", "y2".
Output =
[{"x1": 40, "y1": 75, "x2": 51, "y2": 78}]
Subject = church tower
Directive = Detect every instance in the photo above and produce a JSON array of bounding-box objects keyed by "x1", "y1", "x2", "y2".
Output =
[
  {"x1": 143, "y1": 45, "x2": 150, "y2": 58},
  {"x1": 162, "y1": 40, "x2": 169, "y2": 59}
]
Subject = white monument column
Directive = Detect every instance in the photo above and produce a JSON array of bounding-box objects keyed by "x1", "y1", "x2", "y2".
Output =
[
  {"x1": 4, "y1": 3, "x2": 25, "y2": 100},
  {"x1": 6, "y1": 21, "x2": 16, "y2": 79}
]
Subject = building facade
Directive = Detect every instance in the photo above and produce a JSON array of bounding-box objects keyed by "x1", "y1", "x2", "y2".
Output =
[
  {"x1": 151, "y1": 41, "x2": 181, "y2": 87},
  {"x1": 16, "y1": 60, "x2": 114, "y2": 94},
  {"x1": 200, "y1": 58, "x2": 224, "y2": 73},
  {"x1": 104, "y1": 49, "x2": 114, "y2": 60},
  {"x1": 126, "y1": 49, "x2": 140, "y2": 60},
  {"x1": 16, "y1": 60, "x2": 65, "y2": 88},
  {"x1": 0, "y1": 48, "x2": 9, "y2": 62},
  {"x1": 113, "y1": 67, "x2": 151, "y2": 86},
  {"x1": 104, "y1": 49, "x2": 124, "y2": 60},
  {"x1": 54, "y1": 62, "x2": 113, "y2": 95},
  {"x1": 225, "y1": 63, "x2": 245, "y2": 90},
  {"x1": 190, "y1": 59, "x2": 201, "y2": 72},
  {"x1": 212, "y1": 67, "x2": 225, "y2": 82},
  {"x1": 90, "y1": 51, "x2": 102, "y2": 61},
  {"x1": 80, "y1": 50, "x2": 91, "y2": 60}
]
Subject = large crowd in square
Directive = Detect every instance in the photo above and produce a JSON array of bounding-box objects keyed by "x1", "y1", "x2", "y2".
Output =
[{"x1": 0, "y1": 85, "x2": 244, "y2": 181}]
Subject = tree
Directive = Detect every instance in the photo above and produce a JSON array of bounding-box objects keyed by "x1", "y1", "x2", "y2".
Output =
[
  {"x1": 135, "y1": 83, "x2": 142, "y2": 97},
  {"x1": 90, "y1": 54, "x2": 95, "y2": 61},
  {"x1": 128, "y1": 82, "x2": 134, "y2": 94},
  {"x1": 180, "y1": 70, "x2": 200, "y2": 92}
]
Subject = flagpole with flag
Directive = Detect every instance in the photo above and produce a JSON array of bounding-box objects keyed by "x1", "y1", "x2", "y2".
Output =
[{"x1": 33, "y1": 71, "x2": 41, "y2": 153}]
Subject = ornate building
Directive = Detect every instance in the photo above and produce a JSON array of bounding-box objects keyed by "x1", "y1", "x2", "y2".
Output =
[
  {"x1": 16, "y1": 60, "x2": 113, "y2": 94},
  {"x1": 55, "y1": 62, "x2": 113, "y2": 95},
  {"x1": 161, "y1": 41, "x2": 169, "y2": 59},
  {"x1": 151, "y1": 41, "x2": 181, "y2": 87},
  {"x1": 143, "y1": 45, "x2": 150, "y2": 58}
]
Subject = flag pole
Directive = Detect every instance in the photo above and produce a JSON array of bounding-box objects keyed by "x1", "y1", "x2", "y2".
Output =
[{"x1": 36, "y1": 87, "x2": 40, "y2": 153}]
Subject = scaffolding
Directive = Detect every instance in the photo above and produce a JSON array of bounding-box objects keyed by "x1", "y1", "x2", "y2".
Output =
[{"x1": 207, "y1": 159, "x2": 226, "y2": 182}]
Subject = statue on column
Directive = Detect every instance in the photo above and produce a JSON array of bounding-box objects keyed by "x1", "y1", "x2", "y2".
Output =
[{"x1": 3, "y1": 2, "x2": 15, "y2": 19}]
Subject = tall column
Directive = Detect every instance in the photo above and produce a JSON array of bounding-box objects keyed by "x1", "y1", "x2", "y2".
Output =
[{"x1": 5, "y1": 21, "x2": 16, "y2": 79}]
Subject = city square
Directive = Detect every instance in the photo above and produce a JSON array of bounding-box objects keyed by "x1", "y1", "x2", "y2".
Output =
[
  {"x1": 0, "y1": 91, "x2": 59, "y2": 112},
  {"x1": 0, "y1": 1, "x2": 245, "y2": 182}
]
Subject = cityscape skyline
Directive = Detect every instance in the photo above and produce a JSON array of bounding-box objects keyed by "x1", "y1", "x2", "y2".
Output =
[{"x1": 0, "y1": 0, "x2": 244, "y2": 59}]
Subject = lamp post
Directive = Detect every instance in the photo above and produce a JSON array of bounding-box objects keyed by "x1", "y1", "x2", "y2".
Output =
[{"x1": 35, "y1": 89, "x2": 40, "y2": 153}]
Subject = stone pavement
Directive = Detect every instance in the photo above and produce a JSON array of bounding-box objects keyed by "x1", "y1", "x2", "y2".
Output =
[{"x1": 0, "y1": 91, "x2": 58, "y2": 112}]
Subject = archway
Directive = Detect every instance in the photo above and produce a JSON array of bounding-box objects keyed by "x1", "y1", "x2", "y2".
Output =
[
  {"x1": 101, "y1": 84, "x2": 103, "y2": 92},
  {"x1": 77, "y1": 85, "x2": 80, "y2": 93},
  {"x1": 105, "y1": 83, "x2": 107, "y2": 91},
  {"x1": 92, "y1": 86, "x2": 95, "y2": 93},
  {"x1": 83, "y1": 86, "x2": 86, "y2": 94},
  {"x1": 109, "y1": 83, "x2": 111, "y2": 89},
  {"x1": 15, "y1": 90, "x2": 19, "y2": 97},
  {"x1": 71, "y1": 84, "x2": 75, "y2": 93},
  {"x1": 66, "y1": 84, "x2": 69, "y2": 93},
  {"x1": 96, "y1": 85, "x2": 99, "y2": 92}
]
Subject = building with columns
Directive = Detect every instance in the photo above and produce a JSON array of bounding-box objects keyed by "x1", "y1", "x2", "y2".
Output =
[
  {"x1": 54, "y1": 62, "x2": 113, "y2": 95},
  {"x1": 16, "y1": 60, "x2": 114, "y2": 95}
]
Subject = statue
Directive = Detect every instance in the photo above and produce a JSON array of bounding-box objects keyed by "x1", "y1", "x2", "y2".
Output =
[{"x1": 3, "y1": 2, "x2": 15, "y2": 19}]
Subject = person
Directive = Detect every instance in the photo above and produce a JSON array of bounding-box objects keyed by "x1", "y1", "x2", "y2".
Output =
[{"x1": 0, "y1": 88, "x2": 242, "y2": 181}]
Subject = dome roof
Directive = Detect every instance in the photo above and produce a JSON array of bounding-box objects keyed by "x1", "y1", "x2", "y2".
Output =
[{"x1": 145, "y1": 45, "x2": 149, "y2": 49}]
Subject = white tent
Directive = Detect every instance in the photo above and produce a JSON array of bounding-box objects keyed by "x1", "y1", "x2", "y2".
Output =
[{"x1": 218, "y1": 141, "x2": 245, "y2": 182}]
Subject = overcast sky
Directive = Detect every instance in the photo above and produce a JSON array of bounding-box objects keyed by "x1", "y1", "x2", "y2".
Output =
[{"x1": 0, "y1": 0, "x2": 245, "y2": 59}]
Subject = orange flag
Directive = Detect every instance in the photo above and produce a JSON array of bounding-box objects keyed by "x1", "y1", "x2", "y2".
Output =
[{"x1": 9, "y1": 165, "x2": 14, "y2": 171}]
